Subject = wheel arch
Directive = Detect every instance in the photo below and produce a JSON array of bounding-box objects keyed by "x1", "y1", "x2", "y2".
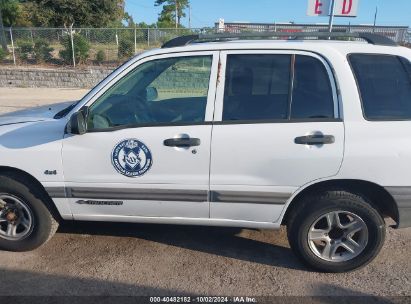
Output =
[
  {"x1": 0, "y1": 166, "x2": 62, "y2": 222},
  {"x1": 281, "y1": 179, "x2": 399, "y2": 228}
]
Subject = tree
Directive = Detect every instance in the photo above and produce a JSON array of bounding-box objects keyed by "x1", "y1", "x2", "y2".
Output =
[
  {"x1": 0, "y1": 8, "x2": 7, "y2": 51},
  {"x1": 155, "y1": 0, "x2": 188, "y2": 28},
  {"x1": 60, "y1": 33, "x2": 90, "y2": 65},
  {"x1": 0, "y1": 0, "x2": 21, "y2": 27},
  {"x1": 123, "y1": 12, "x2": 135, "y2": 28},
  {"x1": 136, "y1": 22, "x2": 157, "y2": 29},
  {"x1": 25, "y1": 0, "x2": 125, "y2": 27}
]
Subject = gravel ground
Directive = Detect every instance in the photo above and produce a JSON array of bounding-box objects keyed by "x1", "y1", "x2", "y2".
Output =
[{"x1": 0, "y1": 88, "x2": 409, "y2": 297}]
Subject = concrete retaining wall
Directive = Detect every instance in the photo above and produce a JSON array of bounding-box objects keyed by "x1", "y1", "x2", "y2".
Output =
[
  {"x1": 0, "y1": 68, "x2": 113, "y2": 89},
  {"x1": 0, "y1": 67, "x2": 210, "y2": 90}
]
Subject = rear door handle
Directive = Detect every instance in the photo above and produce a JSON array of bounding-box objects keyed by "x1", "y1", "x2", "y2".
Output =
[
  {"x1": 294, "y1": 134, "x2": 335, "y2": 145},
  {"x1": 164, "y1": 137, "x2": 201, "y2": 148}
]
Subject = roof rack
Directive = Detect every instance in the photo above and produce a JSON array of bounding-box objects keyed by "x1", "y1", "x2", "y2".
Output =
[{"x1": 162, "y1": 31, "x2": 397, "y2": 48}]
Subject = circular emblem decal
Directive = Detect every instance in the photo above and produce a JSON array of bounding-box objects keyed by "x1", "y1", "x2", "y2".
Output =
[{"x1": 111, "y1": 139, "x2": 153, "y2": 177}]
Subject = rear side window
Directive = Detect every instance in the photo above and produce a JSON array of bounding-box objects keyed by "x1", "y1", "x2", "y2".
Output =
[
  {"x1": 223, "y1": 54, "x2": 291, "y2": 120},
  {"x1": 291, "y1": 55, "x2": 335, "y2": 119},
  {"x1": 222, "y1": 54, "x2": 335, "y2": 121},
  {"x1": 349, "y1": 54, "x2": 411, "y2": 120}
]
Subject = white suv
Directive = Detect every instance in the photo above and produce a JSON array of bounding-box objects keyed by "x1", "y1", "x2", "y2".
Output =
[{"x1": 0, "y1": 32, "x2": 410, "y2": 272}]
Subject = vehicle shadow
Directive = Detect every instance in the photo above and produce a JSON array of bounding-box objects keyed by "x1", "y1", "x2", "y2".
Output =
[{"x1": 58, "y1": 221, "x2": 306, "y2": 271}]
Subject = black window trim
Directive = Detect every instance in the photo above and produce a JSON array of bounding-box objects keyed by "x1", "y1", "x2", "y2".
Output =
[
  {"x1": 213, "y1": 118, "x2": 342, "y2": 125},
  {"x1": 347, "y1": 53, "x2": 411, "y2": 122},
  {"x1": 86, "y1": 118, "x2": 343, "y2": 134},
  {"x1": 287, "y1": 54, "x2": 296, "y2": 119},
  {"x1": 86, "y1": 121, "x2": 213, "y2": 133}
]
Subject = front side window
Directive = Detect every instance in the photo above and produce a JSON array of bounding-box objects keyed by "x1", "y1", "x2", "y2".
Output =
[
  {"x1": 222, "y1": 54, "x2": 335, "y2": 122},
  {"x1": 349, "y1": 54, "x2": 411, "y2": 120},
  {"x1": 88, "y1": 56, "x2": 212, "y2": 130}
]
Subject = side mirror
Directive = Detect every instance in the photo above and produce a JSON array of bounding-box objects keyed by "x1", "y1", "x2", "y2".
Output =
[
  {"x1": 146, "y1": 86, "x2": 158, "y2": 102},
  {"x1": 67, "y1": 108, "x2": 87, "y2": 135}
]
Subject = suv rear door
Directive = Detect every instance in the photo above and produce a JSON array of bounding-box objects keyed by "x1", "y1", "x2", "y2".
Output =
[{"x1": 210, "y1": 50, "x2": 344, "y2": 223}]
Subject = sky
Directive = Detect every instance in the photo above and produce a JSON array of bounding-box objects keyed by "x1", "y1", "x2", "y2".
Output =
[{"x1": 125, "y1": 0, "x2": 411, "y2": 28}]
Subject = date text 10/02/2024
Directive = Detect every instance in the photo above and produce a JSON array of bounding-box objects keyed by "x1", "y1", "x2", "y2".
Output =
[{"x1": 149, "y1": 297, "x2": 257, "y2": 303}]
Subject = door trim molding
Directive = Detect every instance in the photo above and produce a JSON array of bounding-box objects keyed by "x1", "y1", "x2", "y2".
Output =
[
  {"x1": 210, "y1": 190, "x2": 291, "y2": 205},
  {"x1": 46, "y1": 187, "x2": 208, "y2": 202},
  {"x1": 45, "y1": 187, "x2": 292, "y2": 205}
]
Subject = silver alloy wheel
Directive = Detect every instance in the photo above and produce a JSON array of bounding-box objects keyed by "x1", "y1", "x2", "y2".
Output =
[
  {"x1": 308, "y1": 210, "x2": 368, "y2": 262},
  {"x1": 0, "y1": 194, "x2": 33, "y2": 241}
]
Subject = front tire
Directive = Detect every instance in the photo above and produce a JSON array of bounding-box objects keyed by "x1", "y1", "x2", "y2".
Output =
[
  {"x1": 287, "y1": 190, "x2": 386, "y2": 272},
  {"x1": 0, "y1": 174, "x2": 58, "y2": 252}
]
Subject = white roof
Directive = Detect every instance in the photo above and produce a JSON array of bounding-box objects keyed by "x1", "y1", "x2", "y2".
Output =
[{"x1": 141, "y1": 39, "x2": 411, "y2": 58}]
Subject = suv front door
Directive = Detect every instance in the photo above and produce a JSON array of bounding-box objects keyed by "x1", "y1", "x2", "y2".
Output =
[
  {"x1": 62, "y1": 52, "x2": 218, "y2": 219},
  {"x1": 210, "y1": 50, "x2": 344, "y2": 223}
]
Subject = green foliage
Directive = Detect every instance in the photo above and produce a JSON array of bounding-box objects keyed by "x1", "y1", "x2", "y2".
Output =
[
  {"x1": 0, "y1": 0, "x2": 21, "y2": 27},
  {"x1": 33, "y1": 38, "x2": 53, "y2": 63},
  {"x1": 155, "y1": 0, "x2": 188, "y2": 28},
  {"x1": 96, "y1": 50, "x2": 106, "y2": 64},
  {"x1": 123, "y1": 12, "x2": 135, "y2": 28},
  {"x1": 25, "y1": 0, "x2": 125, "y2": 27},
  {"x1": 2, "y1": 0, "x2": 133, "y2": 28},
  {"x1": 1, "y1": 0, "x2": 130, "y2": 28},
  {"x1": 14, "y1": 2, "x2": 33, "y2": 27},
  {"x1": 117, "y1": 29, "x2": 134, "y2": 59},
  {"x1": 16, "y1": 39, "x2": 34, "y2": 61},
  {"x1": 60, "y1": 34, "x2": 90, "y2": 65},
  {"x1": 136, "y1": 22, "x2": 157, "y2": 29},
  {"x1": 16, "y1": 38, "x2": 54, "y2": 63},
  {"x1": 118, "y1": 39, "x2": 134, "y2": 59},
  {"x1": 0, "y1": 48, "x2": 6, "y2": 61}
]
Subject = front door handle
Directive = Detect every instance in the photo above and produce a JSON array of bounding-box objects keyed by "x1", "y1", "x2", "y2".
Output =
[
  {"x1": 295, "y1": 134, "x2": 335, "y2": 145},
  {"x1": 164, "y1": 137, "x2": 201, "y2": 148}
]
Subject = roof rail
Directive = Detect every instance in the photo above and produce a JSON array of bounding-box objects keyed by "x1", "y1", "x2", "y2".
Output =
[
  {"x1": 162, "y1": 35, "x2": 200, "y2": 48},
  {"x1": 162, "y1": 31, "x2": 397, "y2": 48}
]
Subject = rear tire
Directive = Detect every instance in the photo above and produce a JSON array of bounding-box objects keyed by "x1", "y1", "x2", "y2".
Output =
[
  {"x1": 0, "y1": 174, "x2": 58, "y2": 252},
  {"x1": 287, "y1": 190, "x2": 385, "y2": 272}
]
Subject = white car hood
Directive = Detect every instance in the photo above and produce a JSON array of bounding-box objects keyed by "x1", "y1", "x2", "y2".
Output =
[{"x1": 0, "y1": 101, "x2": 76, "y2": 126}]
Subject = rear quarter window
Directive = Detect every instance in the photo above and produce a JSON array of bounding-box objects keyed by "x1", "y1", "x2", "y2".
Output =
[{"x1": 349, "y1": 54, "x2": 411, "y2": 120}]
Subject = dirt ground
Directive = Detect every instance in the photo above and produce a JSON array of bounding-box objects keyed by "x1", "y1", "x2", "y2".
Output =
[
  {"x1": 0, "y1": 88, "x2": 409, "y2": 297},
  {"x1": 0, "y1": 223, "x2": 409, "y2": 297},
  {"x1": 0, "y1": 88, "x2": 89, "y2": 114}
]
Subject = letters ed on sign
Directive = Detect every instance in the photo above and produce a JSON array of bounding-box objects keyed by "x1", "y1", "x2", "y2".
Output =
[
  {"x1": 307, "y1": 0, "x2": 359, "y2": 17},
  {"x1": 334, "y1": 0, "x2": 359, "y2": 17},
  {"x1": 307, "y1": 0, "x2": 331, "y2": 17}
]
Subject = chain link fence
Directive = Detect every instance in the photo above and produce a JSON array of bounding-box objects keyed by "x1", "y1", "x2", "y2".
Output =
[
  {"x1": 0, "y1": 25, "x2": 409, "y2": 68},
  {"x1": 0, "y1": 27, "x2": 212, "y2": 67},
  {"x1": 406, "y1": 29, "x2": 411, "y2": 45}
]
